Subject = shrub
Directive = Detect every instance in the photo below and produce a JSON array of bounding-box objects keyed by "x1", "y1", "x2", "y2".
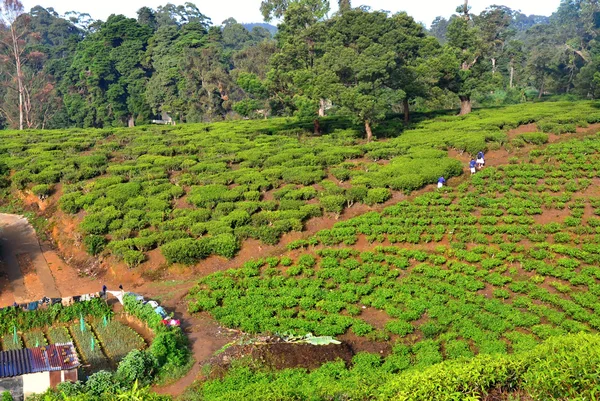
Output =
[
  {"x1": 161, "y1": 238, "x2": 210, "y2": 265},
  {"x1": 365, "y1": 188, "x2": 392, "y2": 205},
  {"x1": 80, "y1": 215, "x2": 109, "y2": 235},
  {"x1": 281, "y1": 167, "x2": 326, "y2": 185},
  {"x1": 385, "y1": 320, "x2": 415, "y2": 336},
  {"x1": 346, "y1": 185, "x2": 368, "y2": 205},
  {"x1": 85, "y1": 370, "x2": 118, "y2": 397},
  {"x1": 31, "y1": 184, "x2": 53, "y2": 198},
  {"x1": 389, "y1": 174, "x2": 425, "y2": 192},
  {"x1": 210, "y1": 234, "x2": 240, "y2": 258},
  {"x1": 83, "y1": 235, "x2": 107, "y2": 256},
  {"x1": 321, "y1": 195, "x2": 346, "y2": 214},
  {"x1": 123, "y1": 250, "x2": 145, "y2": 268},
  {"x1": 519, "y1": 132, "x2": 549, "y2": 145},
  {"x1": 115, "y1": 349, "x2": 157, "y2": 387}
]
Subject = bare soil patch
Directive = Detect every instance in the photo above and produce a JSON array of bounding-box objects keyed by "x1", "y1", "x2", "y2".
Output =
[{"x1": 16, "y1": 253, "x2": 45, "y2": 300}]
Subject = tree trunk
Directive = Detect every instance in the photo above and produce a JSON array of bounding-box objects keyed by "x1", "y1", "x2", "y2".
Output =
[
  {"x1": 364, "y1": 120, "x2": 373, "y2": 142},
  {"x1": 318, "y1": 98, "x2": 326, "y2": 117},
  {"x1": 128, "y1": 115, "x2": 135, "y2": 127},
  {"x1": 491, "y1": 58, "x2": 496, "y2": 75},
  {"x1": 459, "y1": 95, "x2": 472, "y2": 115},
  {"x1": 11, "y1": 26, "x2": 24, "y2": 130},
  {"x1": 313, "y1": 119, "x2": 321, "y2": 135},
  {"x1": 403, "y1": 98, "x2": 410, "y2": 123},
  {"x1": 538, "y1": 77, "x2": 545, "y2": 99},
  {"x1": 509, "y1": 61, "x2": 514, "y2": 89}
]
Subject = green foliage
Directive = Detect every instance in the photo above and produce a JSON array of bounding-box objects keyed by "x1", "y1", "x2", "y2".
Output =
[
  {"x1": 194, "y1": 334, "x2": 600, "y2": 400},
  {"x1": 31, "y1": 184, "x2": 54, "y2": 198},
  {"x1": 365, "y1": 188, "x2": 391, "y2": 205},
  {"x1": 116, "y1": 349, "x2": 157, "y2": 387},
  {"x1": 123, "y1": 295, "x2": 191, "y2": 379},
  {"x1": 320, "y1": 195, "x2": 346, "y2": 214},
  {"x1": 161, "y1": 238, "x2": 209, "y2": 265},
  {"x1": 519, "y1": 132, "x2": 549, "y2": 145},
  {"x1": 84, "y1": 235, "x2": 107, "y2": 256}
]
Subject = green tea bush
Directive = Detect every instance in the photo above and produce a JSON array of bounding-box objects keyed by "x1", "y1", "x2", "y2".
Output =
[
  {"x1": 84, "y1": 235, "x2": 107, "y2": 256},
  {"x1": 365, "y1": 188, "x2": 392, "y2": 205},
  {"x1": 161, "y1": 238, "x2": 210, "y2": 265},
  {"x1": 209, "y1": 234, "x2": 240, "y2": 258},
  {"x1": 320, "y1": 195, "x2": 346, "y2": 214},
  {"x1": 519, "y1": 132, "x2": 549, "y2": 145},
  {"x1": 31, "y1": 184, "x2": 53, "y2": 198}
]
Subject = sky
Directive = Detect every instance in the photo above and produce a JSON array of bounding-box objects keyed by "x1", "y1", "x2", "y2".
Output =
[{"x1": 20, "y1": 0, "x2": 562, "y2": 27}]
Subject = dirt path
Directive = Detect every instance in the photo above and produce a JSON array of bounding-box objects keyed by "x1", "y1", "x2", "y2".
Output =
[
  {"x1": 148, "y1": 288, "x2": 237, "y2": 396},
  {"x1": 0, "y1": 213, "x2": 60, "y2": 303}
]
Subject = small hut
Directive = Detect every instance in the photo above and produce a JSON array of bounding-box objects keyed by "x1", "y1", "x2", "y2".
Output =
[{"x1": 0, "y1": 343, "x2": 80, "y2": 400}]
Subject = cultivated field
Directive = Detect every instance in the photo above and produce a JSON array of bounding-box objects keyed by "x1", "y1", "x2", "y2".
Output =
[{"x1": 3, "y1": 101, "x2": 600, "y2": 399}]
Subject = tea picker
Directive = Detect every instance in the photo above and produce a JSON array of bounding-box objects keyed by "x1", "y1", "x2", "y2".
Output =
[
  {"x1": 470, "y1": 159, "x2": 477, "y2": 175},
  {"x1": 437, "y1": 176, "x2": 446, "y2": 189},
  {"x1": 476, "y1": 151, "x2": 485, "y2": 169}
]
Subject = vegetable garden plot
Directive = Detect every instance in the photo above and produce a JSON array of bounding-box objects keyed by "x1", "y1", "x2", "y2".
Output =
[
  {"x1": 23, "y1": 330, "x2": 48, "y2": 348},
  {"x1": 69, "y1": 322, "x2": 110, "y2": 369},
  {"x1": 47, "y1": 326, "x2": 72, "y2": 344},
  {"x1": 2, "y1": 102, "x2": 599, "y2": 265},
  {"x1": 90, "y1": 317, "x2": 146, "y2": 362},
  {"x1": 189, "y1": 133, "x2": 600, "y2": 370},
  {"x1": 1, "y1": 334, "x2": 22, "y2": 351}
]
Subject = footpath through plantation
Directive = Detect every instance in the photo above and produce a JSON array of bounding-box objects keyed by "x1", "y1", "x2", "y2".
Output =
[{"x1": 3, "y1": 101, "x2": 600, "y2": 399}]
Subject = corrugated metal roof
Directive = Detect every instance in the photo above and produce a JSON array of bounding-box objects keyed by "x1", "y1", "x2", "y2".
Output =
[{"x1": 0, "y1": 343, "x2": 80, "y2": 378}]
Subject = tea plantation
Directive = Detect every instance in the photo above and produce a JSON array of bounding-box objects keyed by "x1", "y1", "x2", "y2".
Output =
[
  {"x1": 1, "y1": 101, "x2": 598, "y2": 268},
  {"x1": 4, "y1": 101, "x2": 600, "y2": 400},
  {"x1": 183, "y1": 105, "x2": 600, "y2": 399}
]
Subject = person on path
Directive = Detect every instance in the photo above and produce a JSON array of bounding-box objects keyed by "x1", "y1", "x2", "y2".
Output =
[
  {"x1": 438, "y1": 176, "x2": 446, "y2": 189},
  {"x1": 476, "y1": 151, "x2": 485, "y2": 169},
  {"x1": 470, "y1": 159, "x2": 477, "y2": 175},
  {"x1": 102, "y1": 285, "x2": 107, "y2": 294}
]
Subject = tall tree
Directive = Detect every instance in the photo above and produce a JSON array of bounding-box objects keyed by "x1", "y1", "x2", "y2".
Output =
[
  {"x1": 0, "y1": 0, "x2": 29, "y2": 129},
  {"x1": 63, "y1": 15, "x2": 153, "y2": 127},
  {"x1": 338, "y1": 0, "x2": 351, "y2": 13},
  {"x1": 155, "y1": 2, "x2": 211, "y2": 28},
  {"x1": 260, "y1": 0, "x2": 329, "y2": 22},
  {"x1": 315, "y1": 10, "x2": 425, "y2": 140},
  {"x1": 444, "y1": 1, "x2": 485, "y2": 114},
  {"x1": 137, "y1": 6, "x2": 158, "y2": 31},
  {"x1": 475, "y1": 5, "x2": 513, "y2": 75},
  {"x1": 430, "y1": 16, "x2": 451, "y2": 44},
  {"x1": 268, "y1": 1, "x2": 328, "y2": 122},
  {"x1": 145, "y1": 18, "x2": 210, "y2": 122}
]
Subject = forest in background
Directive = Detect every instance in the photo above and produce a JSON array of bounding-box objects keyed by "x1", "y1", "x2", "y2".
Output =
[{"x1": 0, "y1": 0, "x2": 599, "y2": 134}]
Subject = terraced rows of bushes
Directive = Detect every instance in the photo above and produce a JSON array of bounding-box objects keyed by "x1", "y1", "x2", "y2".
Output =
[
  {"x1": 188, "y1": 133, "x2": 600, "y2": 372},
  {"x1": 1, "y1": 102, "x2": 598, "y2": 265}
]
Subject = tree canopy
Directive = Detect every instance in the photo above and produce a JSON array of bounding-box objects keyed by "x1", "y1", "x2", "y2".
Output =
[{"x1": 1, "y1": 0, "x2": 600, "y2": 131}]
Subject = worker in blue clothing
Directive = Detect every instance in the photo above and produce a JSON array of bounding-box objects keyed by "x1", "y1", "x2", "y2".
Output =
[
  {"x1": 470, "y1": 159, "x2": 477, "y2": 175},
  {"x1": 437, "y1": 176, "x2": 446, "y2": 189},
  {"x1": 476, "y1": 151, "x2": 485, "y2": 169}
]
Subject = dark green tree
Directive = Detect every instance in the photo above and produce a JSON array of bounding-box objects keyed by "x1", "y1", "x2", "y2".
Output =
[
  {"x1": 260, "y1": 0, "x2": 329, "y2": 22},
  {"x1": 63, "y1": 15, "x2": 153, "y2": 127},
  {"x1": 443, "y1": 1, "x2": 500, "y2": 114},
  {"x1": 338, "y1": 0, "x2": 351, "y2": 13},
  {"x1": 315, "y1": 10, "x2": 427, "y2": 140}
]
